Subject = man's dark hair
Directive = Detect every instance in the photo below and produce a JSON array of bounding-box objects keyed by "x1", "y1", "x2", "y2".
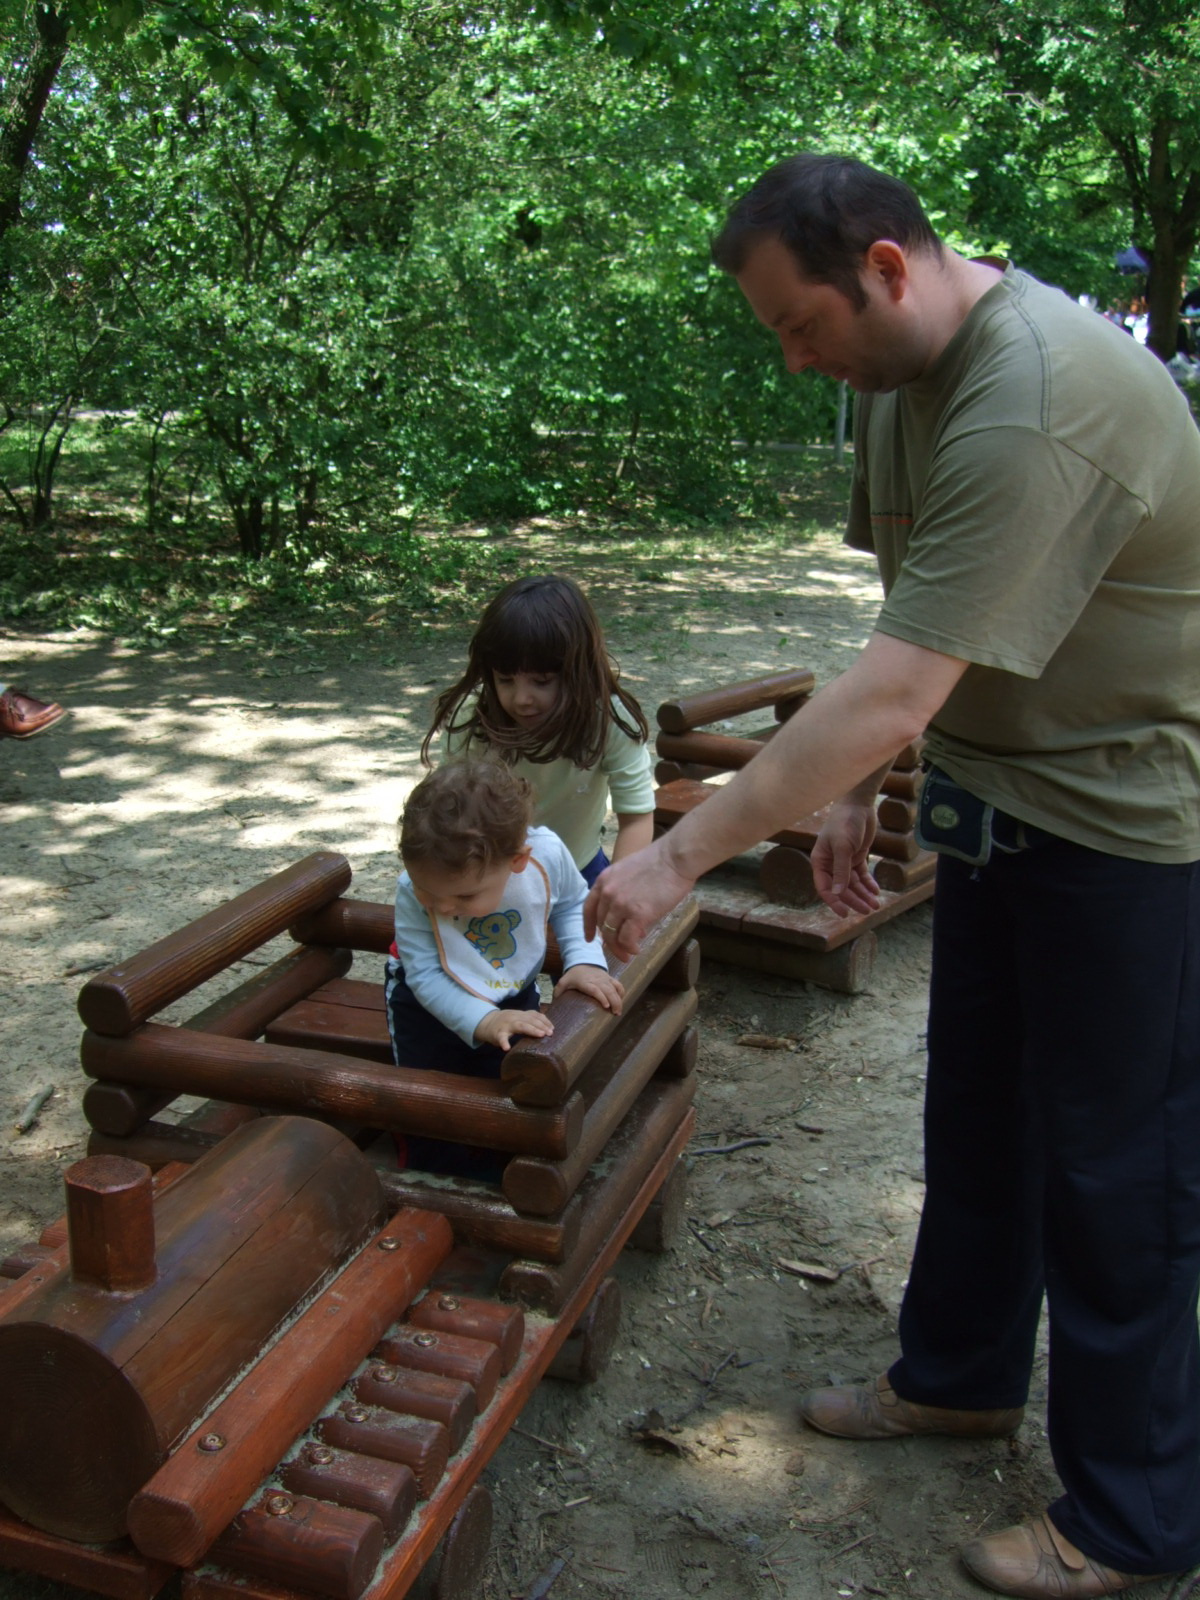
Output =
[{"x1": 711, "y1": 153, "x2": 942, "y2": 309}]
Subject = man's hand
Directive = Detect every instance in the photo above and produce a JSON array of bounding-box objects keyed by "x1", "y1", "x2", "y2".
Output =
[
  {"x1": 584, "y1": 837, "x2": 696, "y2": 959},
  {"x1": 474, "y1": 1006, "x2": 554, "y2": 1051},
  {"x1": 811, "y1": 801, "x2": 882, "y2": 917},
  {"x1": 556, "y1": 964, "x2": 625, "y2": 1014}
]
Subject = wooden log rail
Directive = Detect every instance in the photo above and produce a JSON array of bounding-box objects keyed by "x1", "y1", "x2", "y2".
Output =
[
  {"x1": 165, "y1": 1270, "x2": 525, "y2": 1597},
  {"x1": 655, "y1": 778, "x2": 920, "y2": 862},
  {"x1": 502, "y1": 986, "x2": 698, "y2": 1215},
  {"x1": 501, "y1": 1078, "x2": 697, "y2": 1315},
  {"x1": 126, "y1": 1206, "x2": 452, "y2": 1568},
  {"x1": 501, "y1": 899, "x2": 699, "y2": 1107},
  {"x1": 83, "y1": 945, "x2": 353, "y2": 1138},
  {"x1": 278, "y1": 1446, "x2": 417, "y2": 1545},
  {"x1": 77, "y1": 1113, "x2": 587, "y2": 1266},
  {"x1": 656, "y1": 668, "x2": 816, "y2": 734},
  {"x1": 82, "y1": 1026, "x2": 584, "y2": 1158},
  {"x1": 78, "y1": 853, "x2": 353, "y2": 1037},
  {"x1": 378, "y1": 1175, "x2": 582, "y2": 1264}
]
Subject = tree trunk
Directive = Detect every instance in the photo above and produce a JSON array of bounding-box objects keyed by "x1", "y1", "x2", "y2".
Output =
[
  {"x1": 0, "y1": 2, "x2": 71, "y2": 252},
  {"x1": 1138, "y1": 116, "x2": 1200, "y2": 364}
]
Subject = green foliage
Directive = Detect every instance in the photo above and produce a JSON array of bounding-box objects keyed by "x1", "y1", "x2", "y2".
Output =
[
  {"x1": 6, "y1": 0, "x2": 1193, "y2": 596},
  {"x1": 0, "y1": 423, "x2": 516, "y2": 638}
]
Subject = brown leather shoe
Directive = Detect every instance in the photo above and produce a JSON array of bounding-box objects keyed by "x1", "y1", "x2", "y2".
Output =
[
  {"x1": 799, "y1": 1372, "x2": 1024, "y2": 1439},
  {"x1": 961, "y1": 1515, "x2": 1168, "y2": 1597},
  {"x1": 0, "y1": 687, "x2": 66, "y2": 739}
]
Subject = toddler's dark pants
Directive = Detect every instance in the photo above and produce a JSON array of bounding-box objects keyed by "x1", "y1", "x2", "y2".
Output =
[{"x1": 384, "y1": 959, "x2": 540, "y2": 1181}]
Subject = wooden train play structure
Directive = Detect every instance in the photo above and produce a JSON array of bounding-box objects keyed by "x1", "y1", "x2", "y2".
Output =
[
  {"x1": 0, "y1": 669, "x2": 930, "y2": 1598},
  {"x1": 653, "y1": 667, "x2": 935, "y2": 993},
  {"x1": 0, "y1": 852, "x2": 700, "y2": 1600}
]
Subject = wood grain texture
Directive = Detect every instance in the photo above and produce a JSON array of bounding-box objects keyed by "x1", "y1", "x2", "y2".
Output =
[
  {"x1": 0, "y1": 1118, "x2": 386, "y2": 1545},
  {"x1": 545, "y1": 1277, "x2": 622, "y2": 1384},
  {"x1": 278, "y1": 1447, "x2": 416, "y2": 1546},
  {"x1": 78, "y1": 853, "x2": 352, "y2": 1037},
  {"x1": 757, "y1": 844, "x2": 818, "y2": 908},
  {"x1": 82, "y1": 1025, "x2": 583, "y2": 1157},
  {"x1": 872, "y1": 850, "x2": 938, "y2": 893},
  {"x1": 656, "y1": 669, "x2": 815, "y2": 734},
  {"x1": 627, "y1": 1155, "x2": 689, "y2": 1254},
  {"x1": 376, "y1": 1174, "x2": 581, "y2": 1264},
  {"x1": 373, "y1": 1324, "x2": 501, "y2": 1413},
  {"x1": 0, "y1": 1506, "x2": 174, "y2": 1600},
  {"x1": 64, "y1": 1155, "x2": 157, "y2": 1292},
  {"x1": 500, "y1": 1084, "x2": 697, "y2": 1315},
  {"x1": 501, "y1": 897, "x2": 699, "y2": 1107},
  {"x1": 127, "y1": 1205, "x2": 452, "y2": 1566},
  {"x1": 502, "y1": 987, "x2": 698, "y2": 1215},
  {"x1": 208, "y1": 1494, "x2": 385, "y2": 1600},
  {"x1": 316, "y1": 1408, "x2": 449, "y2": 1501},
  {"x1": 698, "y1": 926, "x2": 879, "y2": 993},
  {"x1": 407, "y1": 1294, "x2": 524, "y2": 1377},
  {"x1": 351, "y1": 1364, "x2": 475, "y2": 1455},
  {"x1": 290, "y1": 898, "x2": 394, "y2": 954}
]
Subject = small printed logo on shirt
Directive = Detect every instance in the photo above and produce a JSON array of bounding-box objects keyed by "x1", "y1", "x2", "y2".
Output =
[{"x1": 464, "y1": 909, "x2": 522, "y2": 968}]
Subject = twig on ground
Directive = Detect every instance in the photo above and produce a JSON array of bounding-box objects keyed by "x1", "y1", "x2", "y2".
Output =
[
  {"x1": 14, "y1": 1086, "x2": 52, "y2": 1134},
  {"x1": 510, "y1": 1427, "x2": 579, "y2": 1458},
  {"x1": 688, "y1": 1220, "x2": 720, "y2": 1254},
  {"x1": 792, "y1": 1494, "x2": 875, "y2": 1527},
  {"x1": 830, "y1": 1532, "x2": 874, "y2": 1559},
  {"x1": 693, "y1": 1137, "x2": 774, "y2": 1156},
  {"x1": 520, "y1": 1548, "x2": 572, "y2": 1600},
  {"x1": 670, "y1": 1348, "x2": 738, "y2": 1427}
]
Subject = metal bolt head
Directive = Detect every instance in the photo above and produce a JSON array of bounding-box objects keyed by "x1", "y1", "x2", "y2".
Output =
[
  {"x1": 437, "y1": 1294, "x2": 460, "y2": 1312},
  {"x1": 198, "y1": 1433, "x2": 226, "y2": 1453},
  {"x1": 377, "y1": 1236, "x2": 400, "y2": 1251},
  {"x1": 264, "y1": 1493, "x2": 294, "y2": 1517},
  {"x1": 372, "y1": 1364, "x2": 397, "y2": 1384},
  {"x1": 413, "y1": 1331, "x2": 438, "y2": 1348},
  {"x1": 306, "y1": 1444, "x2": 334, "y2": 1466},
  {"x1": 343, "y1": 1403, "x2": 370, "y2": 1423}
]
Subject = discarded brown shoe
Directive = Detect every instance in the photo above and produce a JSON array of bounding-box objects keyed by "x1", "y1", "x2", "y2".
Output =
[
  {"x1": 961, "y1": 1515, "x2": 1168, "y2": 1598},
  {"x1": 799, "y1": 1372, "x2": 1024, "y2": 1440},
  {"x1": 0, "y1": 687, "x2": 66, "y2": 739}
]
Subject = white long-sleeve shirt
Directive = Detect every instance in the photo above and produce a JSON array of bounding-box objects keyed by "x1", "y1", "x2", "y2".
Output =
[{"x1": 393, "y1": 826, "x2": 608, "y2": 1047}]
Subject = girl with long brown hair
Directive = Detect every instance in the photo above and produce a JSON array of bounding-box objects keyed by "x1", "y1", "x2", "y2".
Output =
[{"x1": 421, "y1": 575, "x2": 653, "y2": 884}]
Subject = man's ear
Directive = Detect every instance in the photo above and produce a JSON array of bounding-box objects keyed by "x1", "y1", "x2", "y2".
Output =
[
  {"x1": 510, "y1": 847, "x2": 532, "y2": 874},
  {"x1": 863, "y1": 239, "x2": 909, "y2": 299}
]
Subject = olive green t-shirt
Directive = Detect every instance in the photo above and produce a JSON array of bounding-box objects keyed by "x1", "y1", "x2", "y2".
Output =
[{"x1": 847, "y1": 264, "x2": 1200, "y2": 862}]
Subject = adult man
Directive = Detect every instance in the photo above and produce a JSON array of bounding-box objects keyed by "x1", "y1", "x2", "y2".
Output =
[{"x1": 586, "y1": 153, "x2": 1200, "y2": 1598}]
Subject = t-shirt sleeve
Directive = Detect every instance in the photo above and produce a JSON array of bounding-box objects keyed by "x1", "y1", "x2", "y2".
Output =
[
  {"x1": 876, "y1": 426, "x2": 1149, "y2": 677},
  {"x1": 602, "y1": 716, "x2": 654, "y2": 814}
]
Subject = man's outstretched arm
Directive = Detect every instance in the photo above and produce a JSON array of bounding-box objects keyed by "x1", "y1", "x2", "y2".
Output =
[{"x1": 586, "y1": 631, "x2": 967, "y2": 957}]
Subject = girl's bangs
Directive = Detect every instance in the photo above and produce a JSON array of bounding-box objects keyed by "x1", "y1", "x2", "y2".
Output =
[{"x1": 480, "y1": 610, "x2": 568, "y2": 676}]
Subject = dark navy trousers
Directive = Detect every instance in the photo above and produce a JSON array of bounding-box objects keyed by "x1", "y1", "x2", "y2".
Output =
[{"x1": 889, "y1": 829, "x2": 1200, "y2": 1574}]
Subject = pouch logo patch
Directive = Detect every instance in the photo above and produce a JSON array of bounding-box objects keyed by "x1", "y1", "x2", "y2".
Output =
[{"x1": 465, "y1": 909, "x2": 522, "y2": 968}]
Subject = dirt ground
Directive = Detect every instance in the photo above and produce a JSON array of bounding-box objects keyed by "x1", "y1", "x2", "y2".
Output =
[{"x1": 0, "y1": 520, "x2": 1102, "y2": 1600}]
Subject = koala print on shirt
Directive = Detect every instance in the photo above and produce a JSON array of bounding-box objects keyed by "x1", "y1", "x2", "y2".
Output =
[{"x1": 464, "y1": 909, "x2": 522, "y2": 968}]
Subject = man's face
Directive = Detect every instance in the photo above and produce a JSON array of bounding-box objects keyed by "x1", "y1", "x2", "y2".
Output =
[{"x1": 735, "y1": 236, "x2": 918, "y2": 393}]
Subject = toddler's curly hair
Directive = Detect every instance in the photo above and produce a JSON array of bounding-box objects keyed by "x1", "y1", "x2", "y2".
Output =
[{"x1": 399, "y1": 759, "x2": 534, "y2": 875}]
